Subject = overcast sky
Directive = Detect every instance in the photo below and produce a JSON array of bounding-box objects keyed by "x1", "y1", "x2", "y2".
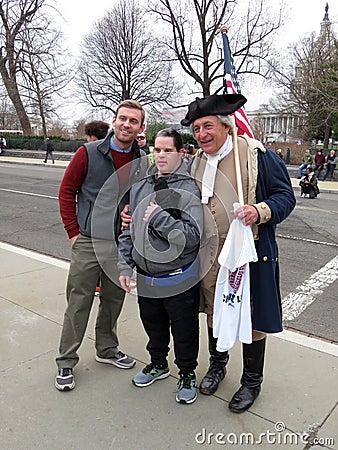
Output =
[
  {"x1": 55, "y1": 0, "x2": 337, "y2": 48},
  {"x1": 53, "y1": 0, "x2": 337, "y2": 116}
]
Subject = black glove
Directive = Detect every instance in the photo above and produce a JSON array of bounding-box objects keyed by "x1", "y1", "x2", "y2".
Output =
[{"x1": 153, "y1": 177, "x2": 181, "y2": 220}]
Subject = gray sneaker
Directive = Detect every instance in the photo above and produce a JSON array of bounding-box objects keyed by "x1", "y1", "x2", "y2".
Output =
[
  {"x1": 132, "y1": 364, "x2": 170, "y2": 387},
  {"x1": 96, "y1": 351, "x2": 136, "y2": 369},
  {"x1": 55, "y1": 368, "x2": 75, "y2": 391},
  {"x1": 176, "y1": 373, "x2": 197, "y2": 404}
]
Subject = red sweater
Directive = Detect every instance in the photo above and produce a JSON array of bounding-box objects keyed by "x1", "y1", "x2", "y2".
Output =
[{"x1": 59, "y1": 146, "x2": 133, "y2": 239}]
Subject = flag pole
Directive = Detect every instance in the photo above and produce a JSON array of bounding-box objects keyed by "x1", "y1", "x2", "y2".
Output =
[
  {"x1": 221, "y1": 25, "x2": 244, "y2": 206},
  {"x1": 231, "y1": 125, "x2": 244, "y2": 206}
]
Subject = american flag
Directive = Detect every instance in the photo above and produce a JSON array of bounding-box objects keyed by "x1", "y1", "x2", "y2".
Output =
[{"x1": 222, "y1": 30, "x2": 254, "y2": 138}]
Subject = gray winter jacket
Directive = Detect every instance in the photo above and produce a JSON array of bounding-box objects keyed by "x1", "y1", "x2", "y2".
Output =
[{"x1": 118, "y1": 160, "x2": 203, "y2": 277}]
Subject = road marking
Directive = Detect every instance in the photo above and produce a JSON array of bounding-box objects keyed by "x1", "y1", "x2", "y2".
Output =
[
  {"x1": 277, "y1": 234, "x2": 338, "y2": 248},
  {"x1": 0, "y1": 188, "x2": 57, "y2": 200},
  {"x1": 295, "y1": 205, "x2": 338, "y2": 214},
  {"x1": 282, "y1": 254, "x2": 338, "y2": 321},
  {"x1": 1, "y1": 241, "x2": 337, "y2": 356}
]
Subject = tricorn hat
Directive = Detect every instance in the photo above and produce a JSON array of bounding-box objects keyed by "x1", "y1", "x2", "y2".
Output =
[{"x1": 180, "y1": 94, "x2": 247, "y2": 126}]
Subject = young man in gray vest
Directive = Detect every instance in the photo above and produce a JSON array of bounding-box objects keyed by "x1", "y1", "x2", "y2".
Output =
[{"x1": 55, "y1": 100, "x2": 148, "y2": 391}]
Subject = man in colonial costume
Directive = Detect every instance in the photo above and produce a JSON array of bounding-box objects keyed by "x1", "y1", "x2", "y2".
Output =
[{"x1": 181, "y1": 94, "x2": 295, "y2": 413}]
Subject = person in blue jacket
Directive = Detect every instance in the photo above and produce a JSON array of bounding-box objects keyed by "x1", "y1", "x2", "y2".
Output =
[{"x1": 180, "y1": 94, "x2": 296, "y2": 413}]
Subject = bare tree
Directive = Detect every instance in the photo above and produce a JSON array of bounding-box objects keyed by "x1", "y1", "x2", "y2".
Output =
[
  {"x1": 148, "y1": 0, "x2": 284, "y2": 98},
  {"x1": 77, "y1": 0, "x2": 179, "y2": 113},
  {"x1": 19, "y1": 16, "x2": 73, "y2": 137},
  {"x1": 0, "y1": 1, "x2": 71, "y2": 136},
  {"x1": 47, "y1": 119, "x2": 70, "y2": 139},
  {"x1": 250, "y1": 115, "x2": 265, "y2": 142},
  {"x1": 0, "y1": 0, "x2": 45, "y2": 134},
  {"x1": 0, "y1": 87, "x2": 21, "y2": 129},
  {"x1": 74, "y1": 118, "x2": 87, "y2": 140},
  {"x1": 271, "y1": 28, "x2": 338, "y2": 147}
]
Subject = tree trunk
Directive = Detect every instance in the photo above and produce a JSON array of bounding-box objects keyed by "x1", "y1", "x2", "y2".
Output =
[
  {"x1": 4, "y1": 79, "x2": 32, "y2": 135},
  {"x1": 0, "y1": 64, "x2": 32, "y2": 135},
  {"x1": 323, "y1": 115, "x2": 332, "y2": 149}
]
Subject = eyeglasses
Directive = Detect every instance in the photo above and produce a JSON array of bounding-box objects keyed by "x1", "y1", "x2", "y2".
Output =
[{"x1": 137, "y1": 136, "x2": 146, "y2": 140}]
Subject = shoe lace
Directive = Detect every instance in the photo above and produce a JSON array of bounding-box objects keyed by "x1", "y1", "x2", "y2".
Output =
[
  {"x1": 60, "y1": 368, "x2": 72, "y2": 376},
  {"x1": 178, "y1": 373, "x2": 195, "y2": 389}
]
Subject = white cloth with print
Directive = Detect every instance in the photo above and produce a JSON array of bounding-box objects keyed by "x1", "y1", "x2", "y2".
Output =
[{"x1": 213, "y1": 203, "x2": 258, "y2": 352}]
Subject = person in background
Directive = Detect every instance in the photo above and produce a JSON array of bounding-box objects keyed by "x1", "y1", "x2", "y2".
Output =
[
  {"x1": 322, "y1": 150, "x2": 337, "y2": 181},
  {"x1": 314, "y1": 149, "x2": 326, "y2": 180},
  {"x1": 297, "y1": 149, "x2": 313, "y2": 178},
  {"x1": 276, "y1": 149, "x2": 284, "y2": 160},
  {"x1": 137, "y1": 132, "x2": 150, "y2": 155},
  {"x1": 84, "y1": 120, "x2": 110, "y2": 296},
  {"x1": 182, "y1": 144, "x2": 197, "y2": 163},
  {"x1": 43, "y1": 137, "x2": 55, "y2": 164},
  {"x1": 118, "y1": 127, "x2": 203, "y2": 404},
  {"x1": 85, "y1": 120, "x2": 110, "y2": 142},
  {"x1": 180, "y1": 94, "x2": 295, "y2": 413},
  {"x1": 55, "y1": 100, "x2": 148, "y2": 392},
  {"x1": 0, "y1": 135, "x2": 6, "y2": 154}
]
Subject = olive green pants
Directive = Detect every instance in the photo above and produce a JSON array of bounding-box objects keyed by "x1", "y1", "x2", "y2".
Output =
[{"x1": 56, "y1": 235, "x2": 126, "y2": 369}]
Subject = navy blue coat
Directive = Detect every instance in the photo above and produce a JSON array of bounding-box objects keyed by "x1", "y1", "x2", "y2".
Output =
[{"x1": 250, "y1": 149, "x2": 295, "y2": 332}]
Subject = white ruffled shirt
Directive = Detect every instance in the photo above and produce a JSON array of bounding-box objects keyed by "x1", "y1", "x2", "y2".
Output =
[{"x1": 201, "y1": 135, "x2": 233, "y2": 204}]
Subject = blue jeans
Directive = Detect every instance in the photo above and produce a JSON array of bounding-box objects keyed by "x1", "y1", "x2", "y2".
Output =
[
  {"x1": 315, "y1": 164, "x2": 324, "y2": 179},
  {"x1": 322, "y1": 164, "x2": 336, "y2": 180},
  {"x1": 297, "y1": 164, "x2": 312, "y2": 178}
]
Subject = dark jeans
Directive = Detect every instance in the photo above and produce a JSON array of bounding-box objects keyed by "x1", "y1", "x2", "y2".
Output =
[
  {"x1": 44, "y1": 150, "x2": 55, "y2": 163},
  {"x1": 300, "y1": 183, "x2": 317, "y2": 198},
  {"x1": 323, "y1": 164, "x2": 336, "y2": 180},
  {"x1": 137, "y1": 276, "x2": 200, "y2": 375},
  {"x1": 315, "y1": 164, "x2": 323, "y2": 179}
]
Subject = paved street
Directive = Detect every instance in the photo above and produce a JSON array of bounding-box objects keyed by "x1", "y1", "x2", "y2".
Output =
[{"x1": 0, "y1": 160, "x2": 337, "y2": 343}]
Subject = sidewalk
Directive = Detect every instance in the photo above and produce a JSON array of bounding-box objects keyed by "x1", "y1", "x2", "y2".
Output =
[
  {"x1": 0, "y1": 242, "x2": 337, "y2": 449},
  {"x1": 0, "y1": 154, "x2": 70, "y2": 168},
  {"x1": 1, "y1": 154, "x2": 337, "y2": 193}
]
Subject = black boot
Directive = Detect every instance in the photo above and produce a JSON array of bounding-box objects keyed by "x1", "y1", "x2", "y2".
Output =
[
  {"x1": 199, "y1": 327, "x2": 229, "y2": 395},
  {"x1": 229, "y1": 338, "x2": 266, "y2": 413}
]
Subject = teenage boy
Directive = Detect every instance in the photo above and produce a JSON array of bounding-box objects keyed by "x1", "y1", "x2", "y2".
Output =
[{"x1": 118, "y1": 128, "x2": 203, "y2": 404}]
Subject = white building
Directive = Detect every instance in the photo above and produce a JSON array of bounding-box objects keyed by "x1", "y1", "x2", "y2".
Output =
[{"x1": 247, "y1": 107, "x2": 305, "y2": 143}]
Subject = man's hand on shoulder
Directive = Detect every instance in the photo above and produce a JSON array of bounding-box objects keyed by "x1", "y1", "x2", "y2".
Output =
[{"x1": 121, "y1": 204, "x2": 132, "y2": 230}]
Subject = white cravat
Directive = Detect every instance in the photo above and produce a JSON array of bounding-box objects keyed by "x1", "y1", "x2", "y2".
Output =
[{"x1": 201, "y1": 135, "x2": 233, "y2": 204}]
